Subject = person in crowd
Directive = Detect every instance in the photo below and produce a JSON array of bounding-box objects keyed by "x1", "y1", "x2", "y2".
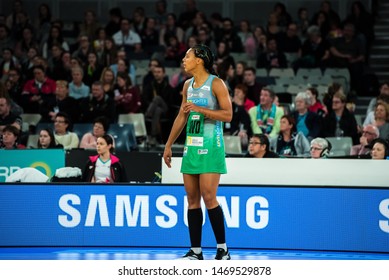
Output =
[
  {"x1": 105, "y1": 7, "x2": 123, "y2": 37},
  {"x1": 20, "y1": 65, "x2": 56, "y2": 114},
  {"x1": 0, "y1": 24, "x2": 14, "y2": 52},
  {"x1": 34, "y1": 3, "x2": 52, "y2": 44},
  {"x1": 142, "y1": 64, "x2": 173, "y2": 145},
  {"x1": 0, "y1": 95, "x2": 22, "y2": 132},
  {"x1": 112, "y1": 18, "x2": 142, "y2": 53},
  {"x1": 159, "y1": 13, "x2": 184, "y2": 47},
  {"x1": 277, "y1": 22, "x2": 302, "y2": 57},
  {"x1": 5, "y1": 67, "x2": 24, "y2": 107},
  {"x1": 370, "y1": 102, "x2": 389, "y2": 141},
  {"x1": 310, "y1": 137, "x2": 331, "y2": 159},
  {"x1": 140, "y1": 17, "x2": 159, "y2": 56},
  {"x1": 83, "y1": 51, "x2": 103, "y2": 87},
  {"x1": 294, "y1": 25, "x2": 330, "y2": 69},
  {"x1": 345, "y1": 1, "x2": 375, "y2": 57},
  {"x1": 350, "y1": 124, "x2": 379, "y2": 156},
  {"x1": 370, "y1": 138, "x2": 389, "y2": 160},
  {"x1": 365, "y1": 82, "x2": 389, "y2": 122},
  {"x1": 37, "y1": 128, "x2": 62, "y2": 149},
  {"x1": 270, "y1": 115, "x2": 310, "y2": 157},
  {"x1": 99, "y1": 67, "x2": 116, "y2": 98},
  {"x1": 82, "y1": 134, "x2": 127, "y2": 183},
  {"x1": 320, "y1": 91, "x2": 359, "y2": 144},
  {"x1": 53, "y1": 112, "x2": 79, "y2": 150},
  {"x1": 329, "y1": 23, "x2": 365, "y2": 95},
  {"x1": 100, "y1": 37, "x2": 118, "y2": 67},
  {"x1": 243, "y1": 67, "x2": 263, "y2": 105},
  {"x1": 307, "y1": 87, "x2": 327, "y2": 117},
  {"x1": 41, "y1": 25, "x2": 69, "y2": 59},
  {"x1": 256, "y1": 37, "x2": 287, "y2": 69},
  {"x1": 72, "y1": 34, "x2": 94, "y2": 67},
  {"x1": 14, "y1": 25, "x2": 39, "y2": 62},
  {"x1": 79, "y1": 116, "x2": 111, "y2": 150},
  {"x1": 170, "y1": 62, "x2": 191, "y2": 89},
  {"x1": 245, "y1": 133, "x2": 279, "y2": 158},
  {"x1": 44, "y1": 80, "x2": 79, "y2": 123},
  {"x1": 142, "y1": 58, "x2": 162, "y2": 90},
  {"x1": 296, "y1": 7, "x2": 310, "y2": 39},
  {"x1": 78, "y1": 9, "x2": 100, "y2": 40},
  {"x1": 248, "y1": 87, "x2": 284, "y2": 139},
  {"x1": 215, "y1": 40, "x2": 235, "y2": 67},
  {"x1": 164, "y1": 34, "x2": 186, "y2": 67},
  {"x1": 1, "y1": 124, "x2": 24, "y2": 149},
  {"x1": 114, "y1": 71, "x2": 141, "y2": 115},
  {"x1": 292, "y1": 91, "x2": 321, "y2": 141},
  {"x1": 109, "y1": 49, "x2": 136, "y2": 85},
  {"x1": 79, "y1": 81, "x2": 116, "y2": 123},
  {"x1": 68, "y1": 66, "x2": 90, "y2": 100},
  {"x1": 162, "y1": 44, "x2": 232, "y2": 260},
  {"x1": 0, "y1": 48, "x2": 18, "y2": 82},
  {"x1": 224, "y1": 84, "x2": 253, "y2": 149}
]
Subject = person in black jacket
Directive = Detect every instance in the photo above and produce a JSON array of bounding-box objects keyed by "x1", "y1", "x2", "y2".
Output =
[{"x1": 82, "y1": 134, "x2": 127, "y2": 183}]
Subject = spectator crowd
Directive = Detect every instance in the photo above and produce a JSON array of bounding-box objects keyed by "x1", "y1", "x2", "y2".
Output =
[{"x1": 0, "y1": 0, "x2": 388, "y2": 160}]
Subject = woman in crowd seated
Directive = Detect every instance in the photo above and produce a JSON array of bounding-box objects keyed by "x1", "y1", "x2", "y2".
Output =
[
  {"x1": 372, "y1": 101, "x2": 389, "y2": 141},
  {"x1": 310, "y1": 137, "x2": 331, "y2": 159},
  {"x1": 37, "y1": 128, "x2": 63, "y2": 149},
  {"x1": 53, "y1": 112, "x2": 79, "y2": 150},
  {"x1": 79, "y1": 116, "x2": 111, "y2": 149},
  {"x1": 114, "y1": 71, "x2": 141, "y2": 115},
  {"x1": 82, "y1": 134, "x2": 127, "y2": 183},
  {"x1": 370, "y1": 138, "x2": 389, "y2": 160},
  {"x1": 270, "y1": 115, "x2": 310, "y2": 157},
  {"x1": 292, "y1": 91, "x2": 321, "y2": 142},
  {"x1": 1, "y1": 124, "x2": 25, "y2": 149}
]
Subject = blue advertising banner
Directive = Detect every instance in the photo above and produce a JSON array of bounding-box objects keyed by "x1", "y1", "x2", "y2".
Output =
[
  {"x1": 0, "y1": 149, "x2": 65, "y2": 182},
  {"x1": 0, "y1": 184, "x2": 388, "y2": 253}
]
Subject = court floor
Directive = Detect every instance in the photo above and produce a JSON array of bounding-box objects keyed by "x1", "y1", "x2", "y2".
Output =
[{"x1": 1, "y1": 247, "x2": 389, "y2": 260}]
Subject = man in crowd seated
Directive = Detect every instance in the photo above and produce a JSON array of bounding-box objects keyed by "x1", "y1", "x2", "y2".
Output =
[
  {"x1": 244, "y1": 133, "x2": 279, "y2": 158},
  {"x1": 0, "y1": 96, "x2": 22, "y2": 132},
  {"x1": 248, "y1": 88, "x2": 284, "y2": 139},
  {"x1": 350, "y1": 124, "x2": 379, "y2": 156}
]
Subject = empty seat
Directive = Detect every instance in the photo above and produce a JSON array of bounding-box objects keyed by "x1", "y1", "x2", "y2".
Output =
[
  {"x1": 326, "y1": 137, "x2": 353, "y2": 157},
  {"x1": 72, "y1": 123, "x2": 91, "y2": 139},
  {"x1": 224, "y1": 135, "x2": 242, "y2": 155},
  {"x1": 256, "y1": 68, "x2": 268, "y2": 77},
  {"x1": 21, "y1": 113, "x2": 42, "y2": 132},
  {"x1": 286, "y1": 84, "x2": 307, "y2": 95},
  {"x1": 296, "y1": 68, "x2": 322, "y2": 78},
  {"x1": 118, "y1": 113, "x2": 147, "y2": 139},
  {"x1": 268, "y1": 68, "x2": 295, "y2": 78},
  {"x1": 26, "y1": 134, "x2": 39, "y2": 149},
  {"x1": 107, "y1": 123, "x2": 137, "y2": 151}
]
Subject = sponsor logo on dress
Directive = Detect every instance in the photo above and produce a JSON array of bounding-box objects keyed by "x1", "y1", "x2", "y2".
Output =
[
  {"x1": 201, "y1": 85, "x2": 210, "y2": 91},
  {"x1": 197, "y1": 149, "x2": 208, "y2": 155},
  {"x1": 186, "y1": 136, "x2": 204, "y2": 147},
  {"x1": 191, "y1": 114, "x2": 200, "y2": 120}
]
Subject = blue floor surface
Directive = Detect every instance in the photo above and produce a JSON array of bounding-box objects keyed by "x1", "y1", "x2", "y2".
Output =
[{"x1": 1, "y1": 247, "x2": 389, "y2": 260}]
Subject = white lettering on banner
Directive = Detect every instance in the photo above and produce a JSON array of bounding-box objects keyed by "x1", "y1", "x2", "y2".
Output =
[
  {"x1": 379, "y1": 199, "x2": 389, "y2": 233},
  {"x1": 246, "y1": 196, "x2": 269, "y2": 229},
  {"x1": 86, "y1": 195, "x2": 110, "y2": 226},
  {"x1": 58, "y1": 194, "x2": 269, "y2": 229},
  {"x1": 115, "y1": 195, "x2": 149, "y2": 227},
  {"x1": 0, "y1": 166, "x2": 21, "y2": 181},
  {"x1": 58, "y1": 194, "x2": 81, "y2": 227},
  {"x1": 156, "y1": 195, "x2": 178, "y2": 228}
]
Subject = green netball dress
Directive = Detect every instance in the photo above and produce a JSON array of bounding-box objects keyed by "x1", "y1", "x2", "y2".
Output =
[{"x1": 180, "y1": 75, "x2": 227, "y2": 174}]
